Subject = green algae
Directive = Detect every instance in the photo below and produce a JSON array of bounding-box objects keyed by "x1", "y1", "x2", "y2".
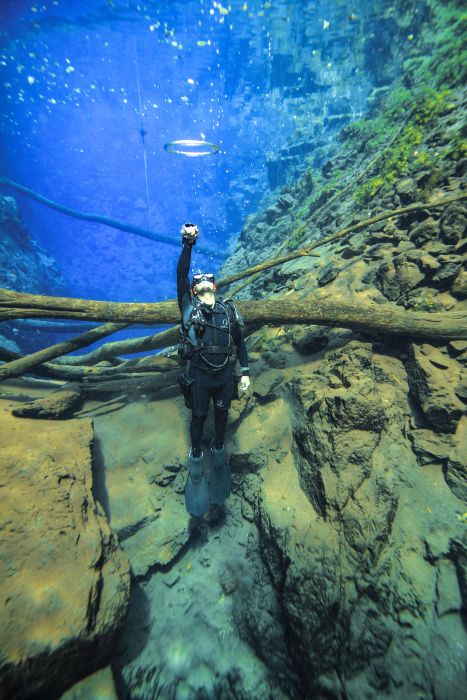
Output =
[{"x1": 353, "y1": 87, "x2": 453, "y2": 205}]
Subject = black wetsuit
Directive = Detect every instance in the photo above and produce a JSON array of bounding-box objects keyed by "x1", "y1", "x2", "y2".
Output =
[{"x1": 177, "y1": 241, "x2": 249, "y2": 454}]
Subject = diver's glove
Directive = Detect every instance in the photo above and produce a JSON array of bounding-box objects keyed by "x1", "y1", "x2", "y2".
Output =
[
  {"x1": 239, "y1": 376, "x2": 250, "y2": 393},
  {"x1": 181, "y1": 223, "x2": 199, "y2": 246}
]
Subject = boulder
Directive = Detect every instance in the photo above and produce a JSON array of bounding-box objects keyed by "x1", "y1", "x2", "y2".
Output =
[
  {"x1": 265, "y1": 204, "x2": 283, "y2": 225},
  {"x1": 446, "y1": 416, "x2": 467, "y2": 502},
  {"x1": 375, "y1": 257, "x2": 424, "y2": 301},
  {"x1": 408, "y1": 218, "x2": 439, "y2": 247},
  {"x1": 292, "y1": 326, "x2": 329, "y2": 355},
  {"x1": 406, "y1": 343, "x2": 464, "y2": 433},
  {"x1": 431, "y1": 260, "x2": 463, "y2": 289},
  {"x1": 0, "y1": 408, "x2": 130, "y2": 700},
  {"x1": 252, "y1": 368, "x2": 284, "y2": 402},
  {"x1": 451, "y1": 269, "x2": 467, "y2": 299},
  {"x1": 440, "y1": 202, "x2": 466, "y2": 245},
  {"x1": 277, "y1": 193, "x2": 295, "y2": 210},
  {"x1": 317, "y1": 263, "x2": 339, "y2": 286},
  {"x1": 395, "y1": 177, "x2": 417, "y2": 204},
  {"x1": 12, "y1": 385, "x2": 82, "y2": 420}
]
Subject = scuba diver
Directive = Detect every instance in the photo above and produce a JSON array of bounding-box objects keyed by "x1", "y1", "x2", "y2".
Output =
[{"x1": 176, "y1": 223, "x2": 250, "y2": 518}]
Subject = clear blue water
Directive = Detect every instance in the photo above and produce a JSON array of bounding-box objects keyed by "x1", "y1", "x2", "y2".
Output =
[{"x1": 1, "y1": 0, "x2": 377, "y2": 312}]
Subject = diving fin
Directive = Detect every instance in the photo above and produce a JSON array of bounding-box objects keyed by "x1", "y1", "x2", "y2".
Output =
[
  {"x1": 209, "y1": 445, "x2": 231, "y2": 505},
  {"x1": 185, "y1": 450, "x2": 209, "y2": 517}
]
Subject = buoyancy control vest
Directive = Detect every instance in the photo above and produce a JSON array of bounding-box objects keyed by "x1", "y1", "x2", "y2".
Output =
[{"x1": 179, "y1": 297, "x2": 243, "y2": 370}]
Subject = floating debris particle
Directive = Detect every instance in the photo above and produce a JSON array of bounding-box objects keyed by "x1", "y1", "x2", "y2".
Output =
[{"x1": 323, "y1": 19, "x2": 330, "y2": 29}]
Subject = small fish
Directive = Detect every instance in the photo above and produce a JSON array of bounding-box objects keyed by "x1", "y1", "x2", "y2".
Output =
[
  {"x1": 186, "y1": 562, "x2": 192, "y2": 571},
  {"x1": 139, "y1": 126, "x2": 147, "y2": 143},
  {"x1": 348, "y1": 13, "x2": 358, "y2": 21},
  {"x1": 323, "y1": 19, "x2": 330, "y2": 30}
]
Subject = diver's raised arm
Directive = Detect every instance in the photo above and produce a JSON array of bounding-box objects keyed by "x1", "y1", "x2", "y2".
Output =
[{"x1": 177, "y1": 223, "x2": 199, "y2": 309}]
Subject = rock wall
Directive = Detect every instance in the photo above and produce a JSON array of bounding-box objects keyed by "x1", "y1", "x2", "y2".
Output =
[
  {"x1": 0, "y1": 194, "x2": 68, "y2": 354},
  {"x1": 0, "y1": 404, "x2": 130, "y2": 700},
  {"x1": 227, "y1": 335, "x2": 465, "y2": 698},
  {"x1": 0, "y1": 195, "x2": 67, "y2": 296},
  {"x1": 213, "y1": 2, "x2": 467, "y2": 694}
]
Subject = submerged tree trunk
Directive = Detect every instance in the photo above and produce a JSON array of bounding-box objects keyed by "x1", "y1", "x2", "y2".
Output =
[
  {"x1": 1, "y1": 289, "x2": 466, "y2": 340},
  {"x1": 1, "y1": 292, "x2": 466, "y2": 381}
]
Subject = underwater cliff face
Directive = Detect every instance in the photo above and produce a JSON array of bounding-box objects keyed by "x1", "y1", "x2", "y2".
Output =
[{"x1": 0, "y1": 0, "x2": 466, "y2": 699}]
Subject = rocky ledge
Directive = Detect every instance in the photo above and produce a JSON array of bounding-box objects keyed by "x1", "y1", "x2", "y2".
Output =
[{"x1": 0, "y1": 404, "x2": 130, "y2": 700}]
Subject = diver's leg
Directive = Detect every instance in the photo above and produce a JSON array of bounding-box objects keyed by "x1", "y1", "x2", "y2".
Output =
[
  {"x1": 213, "y1": 407, "x2": 228, "y2": 449},
  {"x1": 209, "y1": 380, "x2": 233, "y2": 505},
  {"x1": 185, "y1": 379, "x2": 210, "y2": 517},
  {"x1": 190, "y1": 414, "x2": 206, "y2": 457},
  {"x1": 212, "y1": 377, "x2": 233, "y2": 447}
]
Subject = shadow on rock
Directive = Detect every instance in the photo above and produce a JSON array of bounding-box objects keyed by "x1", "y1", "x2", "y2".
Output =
[
  {"x1": 111, "y1": 582, "x2": 151, "y2": 698},
  {"x1": 91, "y1": 434, "x2": 111, "y2": 520}
]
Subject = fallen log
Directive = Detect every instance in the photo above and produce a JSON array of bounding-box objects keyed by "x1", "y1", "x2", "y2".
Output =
[
  {"x1": 0, "y1": 345, "x2": 180, "y2": 381},
  {"x1": 3, "y1": 290, "x2": 467, "y2": 342},
  {"x1": 9, "y1": 371, "x2": 181, "y2": 419},
  {"x1": 53, "y1": 325, "x2": 179, "y2": 365},
  {"x1": 79, "y1": 369, "x2": 180, "y2": 397},
  {"x1": 0, "y1": 321, "x2": 128, "y2": 380},
  {"x1": 1, "y1": 293, "x2": 466, "y2": 382},
  {"x1": 0, "y1": 176, "x2": 221, "y2": 258}
]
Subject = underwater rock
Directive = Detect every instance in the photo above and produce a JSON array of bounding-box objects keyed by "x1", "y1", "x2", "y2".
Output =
[
  {"x1": 92, "y1": 398, "x2": 190, "y2": 579},
  {"x1": 375, "y1": 256, "x2": 425, "y2": 301},
  {"x1": 431, "y1": 257, "x2": 463, "y2": 289},
  {"x1": 395, "y1": 177, "x2": 417, "y2": 204},
  {"x1": 450, "y1": 269, "x2": 467, "y2": 299},
  {"x1": 277, "y1": 193, "x2": 296, "y2": 210},
  {"x1": 292, "y1": 326, "x2": 329, "y2": 355},
  {"x1": 60, "y1": 666, "x2": 119, "y2": 700},
  {"x1": 252, "y1": 368, "x2": 284, "y2": 403},
  {"x1": 265, "y1": 204, "x2": 284, "y2": 225},
  {"x1": 238, "y1": 337, "x2": 466, "y2": 698},
  {"x1": 406, "y1": 343, "x2": 464, "y2": 433},
  {"x1": 409, "y1": 428, "x2": 454, "y2": 465},
  {"x1": 317, "y1": 262, "x2": 339, "y2": 286},
  {"x1": 0, "y1": 408, "x2": 130, "y2": 699},
  {"x1": 445, "y1": 416, "x2": 467, "y2": 502},
  {"x1": 440, "y1": 202, "x2": 466, "y2": 245},
  {"x1": 11, "y1": 385, "x2": 82, "y2": 420},
  {"x1": 408, "y1": 217, "x2": 439, "y2": 247},
  {"x1": 0, "y1": 195, "x2": 67, "y2": 297}
]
